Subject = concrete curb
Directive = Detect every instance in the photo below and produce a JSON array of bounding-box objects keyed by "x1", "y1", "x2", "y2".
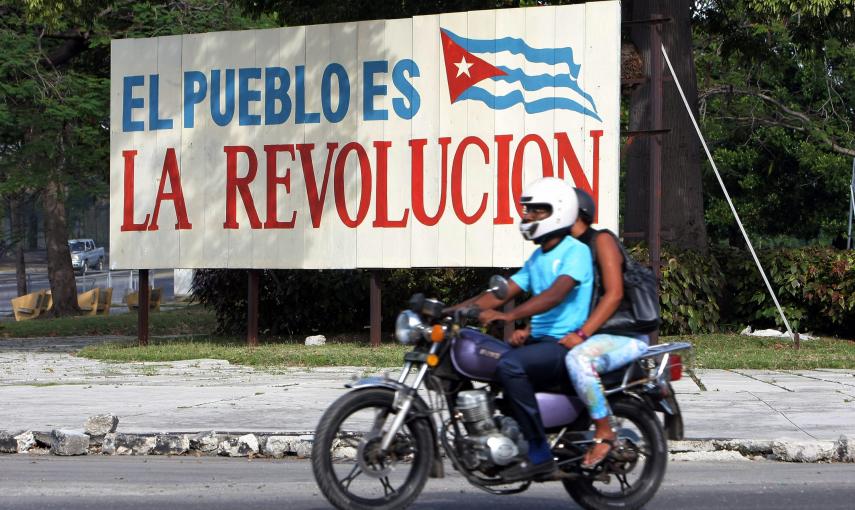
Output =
[{"x1": 2, "y1": 430, "x2": 853, "y2": 463}]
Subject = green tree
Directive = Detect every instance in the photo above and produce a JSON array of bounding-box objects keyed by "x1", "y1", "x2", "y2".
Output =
[
  {"x1": 1, "y1": 0, "x2": 275, "y2": 315},
  {"x1": 694, "y1": 0, "x2": 855, "y2": 244}
]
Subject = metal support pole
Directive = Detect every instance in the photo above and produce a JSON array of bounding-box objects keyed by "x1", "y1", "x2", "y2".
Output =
[
  {"x1": 370, "y1": 271, "x2": 381, "y2": 347},
  {"x1": 138, "y1": 269, "x2": 149, "y2": 347},
  {"x1": 648, "y1": 18, "x2": 664, "y2": 346},
  {"x1": 247, "y1": 270, "x2": 260, "y2": 347}
]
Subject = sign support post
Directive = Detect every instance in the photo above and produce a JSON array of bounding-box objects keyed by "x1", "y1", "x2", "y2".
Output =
[
  {"x1": 138, "y1": 269, "x2": 149, "y2": 347},
  {"x1": 248, "y1": 270, "x2": 260, "y2": 347},
  {"x1": 370, "y1": 272, "x2": 381, "y2": 347}
]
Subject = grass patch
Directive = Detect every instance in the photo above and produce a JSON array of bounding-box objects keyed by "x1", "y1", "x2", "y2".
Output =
[
  {"x1": 77, "y1": 333, "x2": 855, "y2": 370},
  {"x1": 675, "y1": 334, "x2": 855, "y2": 370},
  {"x1": 0, "y1": 305, "x2": 216, "y2": 338},
  {"x1": 79, "y1": 335, "x2": 855, "y2": 370},
  {"x1": 79, "y1": 337, "x2": 409, "y2": 368}
]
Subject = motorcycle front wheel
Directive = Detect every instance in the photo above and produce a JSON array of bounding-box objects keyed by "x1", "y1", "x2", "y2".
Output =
[
  {"x1": 311, "y1": 388, "x2": 434, "y2": 510},
  {"x1": 562, "y1": 397, "x2": 668, "y2": 510}
]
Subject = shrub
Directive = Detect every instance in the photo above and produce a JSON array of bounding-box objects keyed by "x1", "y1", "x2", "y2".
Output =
[
  {"x1": 191, "y1": 268, "x2": 505, "y2": 337},
  {"x1": 626, "y1": 245, "x2": 725, "y2": 335},
  {"x1": 715, "y1": 246, "x2": 855, "y2": 335},
  {"x1": 192, "y1": 247, "x2": 854, "y2": 339}
]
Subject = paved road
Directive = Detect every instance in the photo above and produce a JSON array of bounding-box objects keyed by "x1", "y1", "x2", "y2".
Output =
[{"x1": 0, "y1": 457, "x2": 853, "y2": 510}]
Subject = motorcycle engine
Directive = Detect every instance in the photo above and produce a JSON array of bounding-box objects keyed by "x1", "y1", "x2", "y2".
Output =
[{"x1": 455, "y1": 390, "x2": 527, "y2": 469}]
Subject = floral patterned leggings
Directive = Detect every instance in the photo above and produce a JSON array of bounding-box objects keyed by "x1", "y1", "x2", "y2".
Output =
[{"x1": 564, "y1": 334, "x2": 649, "y2": 420}]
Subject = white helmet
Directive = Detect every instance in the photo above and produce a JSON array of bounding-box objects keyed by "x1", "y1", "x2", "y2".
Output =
[{"x1": 518, "y1": 177, "x2": 579, "y2": 243}]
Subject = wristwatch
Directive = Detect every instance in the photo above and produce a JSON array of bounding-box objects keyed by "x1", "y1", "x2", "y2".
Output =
[{"x1": 575, "y1": 329, "x2": 589, "y2": 341}]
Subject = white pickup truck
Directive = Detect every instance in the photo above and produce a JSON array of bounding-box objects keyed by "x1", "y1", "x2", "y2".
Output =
[{"x1": 69, "y1": 239, "x2": 105, "y2": 273}]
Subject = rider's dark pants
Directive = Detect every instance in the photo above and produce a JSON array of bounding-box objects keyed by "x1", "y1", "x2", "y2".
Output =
[{"x1": 495, "y1": 339, "x2": 569, "y2": 443}]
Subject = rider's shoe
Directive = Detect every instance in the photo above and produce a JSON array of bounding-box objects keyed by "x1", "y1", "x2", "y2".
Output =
[{"x1": 500, "y1": 458, "x2": 557, "y2": 482}]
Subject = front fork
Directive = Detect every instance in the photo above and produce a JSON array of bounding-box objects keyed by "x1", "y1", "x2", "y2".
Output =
[{"x1": 379, "y1": 342, "x2": 441, "y2": 451}]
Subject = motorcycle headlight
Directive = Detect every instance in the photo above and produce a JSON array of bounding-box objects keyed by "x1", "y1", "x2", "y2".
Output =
[{"x1": 395, "y1": 310, "x2": 426, "y2": 345}]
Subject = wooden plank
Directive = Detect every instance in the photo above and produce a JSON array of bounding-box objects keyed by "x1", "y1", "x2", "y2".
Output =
[
  {"x1": 355, "y1": 20, "x2": 386, "y2": 268},
  {"x1": 409, "y1": 14, "x2": 442, "y2": 268},
  {"x1": 491, "y1": 8, "x2": 527, "y2": 268},
  {"x1": 150, "y1": 35, "x2": 182, "y2": 269},
  {"x1": 584, "y1": 0, "x2": 621, "y2": 233},
  {"x1": 381, "y1": 18, "x2": 413, "y2": 268},
  {"x1": 178, "y1": 33, "x2": 206, "y2": 268},
  {"x1": 436, "y1": 12, "x2": 468, "y2": 267},
  {"x1": 464, "y1": 9, "x2": 497, "y2": 268},
  {"x1": 276, "y1": 26, "x2": 309, "y2": 269}
]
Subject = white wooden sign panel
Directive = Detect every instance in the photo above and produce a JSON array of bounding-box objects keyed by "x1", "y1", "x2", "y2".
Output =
[{"x1": 110, "y1": 1, "x2": 621, "y2": 269}]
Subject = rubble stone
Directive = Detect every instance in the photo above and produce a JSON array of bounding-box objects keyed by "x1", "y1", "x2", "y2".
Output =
[
  {"x1": 15, "y1": 431, "x2": 36, "y2": 453},
  {"x1": 84, "y1": 415, "x2": 119, "y2": 436},
  {"x1": 218, "y1": 434, "x2": 260, "y2": 457},
  {"x1": 50, "y1": 430, "x2": 89, "y2": 456}
]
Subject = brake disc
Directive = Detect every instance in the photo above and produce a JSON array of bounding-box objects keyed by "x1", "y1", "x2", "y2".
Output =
[{"x1": 356, "y1": 434, "x2": 395, "y2": 479}]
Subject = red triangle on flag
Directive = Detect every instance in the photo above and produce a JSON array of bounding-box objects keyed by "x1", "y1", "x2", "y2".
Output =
[{"x1": 440, "y1": 29, "x2": 506, "y2": 103}]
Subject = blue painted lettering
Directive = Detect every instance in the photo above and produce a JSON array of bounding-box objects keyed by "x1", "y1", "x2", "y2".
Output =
[
  {"x1": 392, "y1": 60, "x2": 420, "y2": 120},
  {"x1": 295, "y1": 65, "x2": 320, "y2": 124},
  {"x1": 363, "y1": 61, "x2": 388, "y2": 121},
  {"x1": 238, "y1": 68, "x2": 262, "y2": 126},
  {"x1": 265, "y1": 67, "x2": 291, "y2": 125},
  {"x1": 148, "y1": 75, "x2": 173, "y2": 130},
  {"x1": 321, "y1": 63, "x2": 350, "y2": 123},
  {"x1": 122, "y1": 75, "x2": 145, "y2": 132},
  {"x1": 210, "y1": 69, "x2": 235, "y2": 126},
  {"x1": 183, "y1": 71, "x2": 207, "y2": 129}
]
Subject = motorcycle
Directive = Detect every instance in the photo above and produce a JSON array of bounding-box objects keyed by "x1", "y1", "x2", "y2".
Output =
[{"x1": 311, "y1": 276, "x2": 691, "y2": 510}]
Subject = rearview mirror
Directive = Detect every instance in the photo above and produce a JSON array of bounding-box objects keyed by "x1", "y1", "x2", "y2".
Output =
[{"x1": 487, "y1": 275, "x2": 509, "y2": 300}]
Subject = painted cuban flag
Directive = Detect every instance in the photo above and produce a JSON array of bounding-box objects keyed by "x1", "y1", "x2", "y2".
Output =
[{"x1": 439, "y1": 28, "x2": 601, "y2": 121}]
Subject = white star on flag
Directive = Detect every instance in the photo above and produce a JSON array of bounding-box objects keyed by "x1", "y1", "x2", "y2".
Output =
[{"x1": 455, "y1": 56, "x2": 473, "y2": 78}]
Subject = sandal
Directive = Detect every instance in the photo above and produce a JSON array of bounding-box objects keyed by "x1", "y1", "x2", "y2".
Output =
[{"x1": 581, "y1": 437, "x2": 615, "y2": 469}]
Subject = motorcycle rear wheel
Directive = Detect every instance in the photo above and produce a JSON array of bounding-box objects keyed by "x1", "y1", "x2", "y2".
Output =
[
  {"x1": 562, "y1": 398, "x2": 668, "y2": 510},
  {"x1": 311, "y1": 388, "x2": 434, "y2": 510}
]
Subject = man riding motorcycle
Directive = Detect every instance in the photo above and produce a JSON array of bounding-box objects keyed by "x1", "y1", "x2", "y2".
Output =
[{"x1": 455, "y1": 176, "x2": 594, "y2": 482}]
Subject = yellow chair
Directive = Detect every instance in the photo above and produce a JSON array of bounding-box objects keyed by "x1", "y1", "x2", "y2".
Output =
[
  {"x1": 96, "y1": 287, "x2": 113, "y2": 316},
  {"x1": 127, "y1": 287, "x2": 162, "y2": 312},
  {"x1": 77, "y1": 288, "x2": 100, "y2": 316},
  {"x1": 11, "y1": 290, "x2": 48, "y2": 321}
]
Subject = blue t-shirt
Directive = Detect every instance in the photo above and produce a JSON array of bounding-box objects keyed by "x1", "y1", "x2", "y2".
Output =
[{"x1": 510, "y1": 236, "x2": 593, "y2": 339}]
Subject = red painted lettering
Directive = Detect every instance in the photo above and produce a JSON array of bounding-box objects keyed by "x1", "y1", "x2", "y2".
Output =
[
  {"x1": 120, "y1": 150, "x2": 150, "y2": 232},
  {"x1": 148, "y1": 148, "x2": 192, "y2": 231},
  {"x1": 512, "y1": 134, "x2": 553, "y2": 215},
  {"x1": 493, "y1": 134, "x2": 514, "y2": 224},
  {"x1": 263, "y1": 144, "x2": 298, "y2": 229},
  {"x1": 298, "y1": 143, "x2": 336, "y2": 228},
  {"x1": 555, "y1": 130, "x2": 602, "y2": 222},
  {"x1": 223, "y1": 146, "x2": 261, "y2": 229},
  {"x1": 334, "y1": 142, "x2": 372, "y2": 228},
  {"x1": 372, "y1": 141, "x2": 408, "y2": 228},
  {"x1": 410, "y1": 138, "x2": 450, "y2": 226},
  {"x1": 451, "y1": 136, "x2": 489, "y2": 225}
]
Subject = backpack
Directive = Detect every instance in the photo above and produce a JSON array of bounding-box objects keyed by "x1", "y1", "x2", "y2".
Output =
[{"x1": 586, "y1": 229, "x2": 661, "y2": 334}]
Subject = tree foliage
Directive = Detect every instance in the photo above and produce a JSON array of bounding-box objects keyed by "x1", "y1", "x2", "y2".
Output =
[{"x1": 693, "y1": 1, "x2": 855, "y2": 244}]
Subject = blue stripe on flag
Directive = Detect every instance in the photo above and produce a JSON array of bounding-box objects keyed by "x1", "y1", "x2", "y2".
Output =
[
  {"x1": 459, "y1": 86, "x2": 602, "y2": 120},
  {"x1": 441, "y1": 29, "x2": 582, "y2": 78},
  {"x1": 493, "y1": 66, "x2": 597, "y2": 113}
]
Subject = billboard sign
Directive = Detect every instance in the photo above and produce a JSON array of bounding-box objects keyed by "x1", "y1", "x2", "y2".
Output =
[{"x1": 110, "y1": 1, "x2": 620, "y2": 269}]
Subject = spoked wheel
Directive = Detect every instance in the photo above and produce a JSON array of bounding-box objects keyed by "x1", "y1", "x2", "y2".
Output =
[
  {"x1": 563, "y1": 398, "x2": 668, "y2": 510},
  {"x1": 311, "y1": 388, "x2": 434, "y2": 510}
]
